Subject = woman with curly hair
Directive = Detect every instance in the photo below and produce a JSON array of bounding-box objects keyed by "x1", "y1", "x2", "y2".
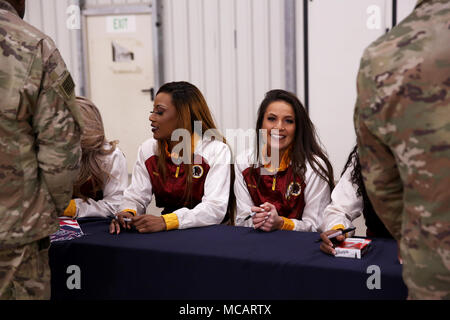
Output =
[
  {"x1": 63, "y1": 96, "x2": 128, "y2": 219},
  {"x1": 319, "y1": 145, "x2": 392, "y2": 255}
]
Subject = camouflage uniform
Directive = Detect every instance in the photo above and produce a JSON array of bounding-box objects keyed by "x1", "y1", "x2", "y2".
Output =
[
  {"x1": 354, "y1": 0, "x2": 450, "y2": 299},
  {"x1": 0, "y1": 1, "x2": 82, "y2": 299}
]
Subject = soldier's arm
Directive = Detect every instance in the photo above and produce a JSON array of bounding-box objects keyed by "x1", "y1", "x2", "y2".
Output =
[
  {"x1": 354, "y1": 55, "x2": 403, "y2": 241},
  {"x1": 355, "y1": 119, "x2": 403, "y2": 240},
  {"x1": 32, "y1": 42, "x2": 82, "y2": 214}
]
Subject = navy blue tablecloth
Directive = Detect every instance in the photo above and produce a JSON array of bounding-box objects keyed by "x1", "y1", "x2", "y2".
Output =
[{"x1": 49, "y1": 218, "x2": 407, "y2": 300}]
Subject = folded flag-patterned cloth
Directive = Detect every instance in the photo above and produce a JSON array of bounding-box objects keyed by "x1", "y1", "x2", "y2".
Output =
[{"x1": 50, "y1": 218, "x2": 84, "y2": 242}]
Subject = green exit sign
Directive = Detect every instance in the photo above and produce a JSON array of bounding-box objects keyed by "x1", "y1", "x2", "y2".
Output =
[
  {"x1": 107, "y1": 15, "x2": 136, "y2": 33},
  {"x1": 113, "y1": 17, "x2": 128, "y2": 30}
]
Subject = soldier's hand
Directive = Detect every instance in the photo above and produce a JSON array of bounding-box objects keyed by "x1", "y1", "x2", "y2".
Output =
[{"x1": 397, "y1": 242, "x2": 403, "y2": 264}]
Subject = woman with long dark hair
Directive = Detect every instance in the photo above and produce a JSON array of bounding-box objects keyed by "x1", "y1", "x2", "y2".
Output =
[
  {"x1": 110, "y1": 81, "x2": 233, "y2": 234},
  {"x1": 319, "y1": 145, "x2": 393, "y2": 255},
  {"x1": 234, "y1": 89, "x2": 334, "y2": 232},
  {"x1": 63, "y1": 96, "x2": 128, "y2": 218}
]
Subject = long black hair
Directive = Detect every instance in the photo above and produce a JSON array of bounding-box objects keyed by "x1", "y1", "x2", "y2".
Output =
[
  {"x1": 341, "y1": 146, "x2": 365, "y2": 196},
  {"x1": 342, "y1": 145, "x2": 392, "y2": 238}
]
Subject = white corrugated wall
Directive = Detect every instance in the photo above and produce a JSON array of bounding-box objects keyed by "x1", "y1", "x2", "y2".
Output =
[
  {"x1": 162, "y1": 0, "x2": 285, "y2": 137},
  {"x1": 24, "y1": 0, "x2": 83, "y2": 95},
  {"x1": 24, "y1": 0, "x2": 153, "y2": 96},
  {"x1": 85, "y1": 0, "x2": 151, "y2": 6},
  {"x1": 297, "y1": 0, "x2": 416, "y2": 179},
  {"x1": 22, "y1": 0, "x2": 418, "y2": 172}
]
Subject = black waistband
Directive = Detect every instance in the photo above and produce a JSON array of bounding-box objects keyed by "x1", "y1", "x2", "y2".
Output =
[{"x1": 38, "y1": 237, "x2": 50, "y2": 251}]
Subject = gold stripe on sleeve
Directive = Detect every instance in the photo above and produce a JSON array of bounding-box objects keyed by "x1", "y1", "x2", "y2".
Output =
[
  {"x1": 162, "y1": 213, "x2": 180, "y2": 230},
  {"x1": 281, "y1": 217, "x2": 295, "y2": 231},
  {"x1": 123, "y1": 209, "x2": 137, "y2": 216},
  {"x1": 63, "y1": 200, "x2": 77, "y2": 217},
  {"x1": 331, "y1": 224, "x2": 345, "y2": 231}
]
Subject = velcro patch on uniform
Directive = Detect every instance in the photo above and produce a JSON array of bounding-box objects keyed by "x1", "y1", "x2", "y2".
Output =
[{"x1": 59, "y1": 71, "x2": 75, "y2": 99}]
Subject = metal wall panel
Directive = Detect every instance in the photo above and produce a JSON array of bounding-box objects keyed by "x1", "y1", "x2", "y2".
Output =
[
  {"x1": 24, "y1": 0, "x2": 152, "y2": 96},
  {"x1": 85, "y1": 0, "x2": 151, "y2": 6},
  {"x1": 235, "y1": 0, "x2": 255, "y2": 131},
  {"x1": 295, "y1": 0, "x2": 305, "y2": 103},
  {"x1": 22, "y1": 0, "x2": 412, "y2": 173},
  {"x1": 24, "y1": 0, "x2": 83, "y2": 95},
  {"x1": 163, "y1": 0, "x2": 286, "y2": 144},
  {"x1": 23, "y1": 0, "x2": 285, "y2": 157},
  {"x1": 397, "y1": 0, "x2": 417, "y2": 23},
  {"x1": 301, "y1": 0, "x2": 393, "y2": 179}
]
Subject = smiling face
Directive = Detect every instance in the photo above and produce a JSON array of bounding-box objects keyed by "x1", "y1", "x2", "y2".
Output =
[
  {"x1": 149, "y1": 92, "x2": 179, "y2": 141},
  {"x1": 261, "y1": 100, "x2": 296, "y2": 155}
]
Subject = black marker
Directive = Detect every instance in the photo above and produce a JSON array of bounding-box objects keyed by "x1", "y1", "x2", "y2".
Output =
[
  {"x1": 244, "y1": 212, "x2": 256, "y2": 221},
  {"x1": 244, "y1": 205, "x2": 268, "y2": 221},
  {"x1": 114, "y1": 216, "x2": 132, "y2": 222},
  {"x1": 315, "y1": 227, "x2": 356, "y2": 243}
]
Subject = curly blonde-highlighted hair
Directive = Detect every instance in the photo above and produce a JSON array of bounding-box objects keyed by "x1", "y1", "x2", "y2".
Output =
[{"x1": 73, "y1": 96, "x2": 118, "y2": 201}]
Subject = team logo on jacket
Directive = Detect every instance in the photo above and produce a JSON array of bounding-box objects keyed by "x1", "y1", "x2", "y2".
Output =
[
  {"x1": 286, "y1": 182, "x2": 302, "y2": 200},
  {"x1": 193, "y1": 165, "x2": 204, "y2": 178}
]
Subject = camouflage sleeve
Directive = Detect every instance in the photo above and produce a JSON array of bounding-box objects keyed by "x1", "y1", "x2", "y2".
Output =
[
  {"x1": 354, "y1": 53, "x2": 403, "y2": 241},
  {"x1": 32, "y1": 41, "x2": 82, "y2": 214}
]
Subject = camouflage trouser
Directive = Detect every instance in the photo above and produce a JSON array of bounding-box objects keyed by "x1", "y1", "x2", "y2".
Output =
[{"x1": 0, "y1": 238, "x2": 51, "y2": 300}]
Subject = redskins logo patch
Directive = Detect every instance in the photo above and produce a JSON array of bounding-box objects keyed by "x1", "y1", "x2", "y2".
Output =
[
  {"x1": 286, "y1": 182, "x2": 302, "y2": 199},
  {"x1": 192, "y1": 165, "x2": 204, "y2": 179}
]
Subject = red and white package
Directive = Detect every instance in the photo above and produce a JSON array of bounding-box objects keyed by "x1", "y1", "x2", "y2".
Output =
[{"x1": 335, "y1": 238, "x2": 372, "y2": 259}]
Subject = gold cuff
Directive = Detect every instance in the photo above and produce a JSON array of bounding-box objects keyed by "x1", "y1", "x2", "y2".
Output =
[
  {"x1": 63, "y1": 200, "x2": 77, "y2": 217},
  {"x1": 162, "y1": 213, "x2": 179, "y2": 231},
  {"x1": 281, "y1": 217, "x2": 295, "y2": 231},
  {"x1": 123, "y1": 209, "x2": 137, "y2": 216},
  {"x1": 331, "y1": 224, "x2": 350, "y2": 237}
]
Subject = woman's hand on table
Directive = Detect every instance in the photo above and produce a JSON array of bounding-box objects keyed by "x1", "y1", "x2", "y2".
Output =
[
  {"x1": 319, "y1": 229, "x2": 345, "y2": 255},
  {"x1": 109, "y1": 211, "x2": 134, "y2": 234},
  {"x1": 252, "y1": 202, "x2": 283, "y2": 232}
]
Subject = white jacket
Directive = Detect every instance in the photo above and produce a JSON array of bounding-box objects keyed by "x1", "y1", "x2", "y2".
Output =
[
  {"x1": 319, "y1": 164, "x2": 362, "y2": 232},
  {"x1": 74, "y1": 147, "x2": 128, "y2": 218},
  {"x1": 121, "y1": 137, "x2": 231, "y2": 229},
  {"x1": 234, "y1": 149, "x2": 331, "y2": 232}
]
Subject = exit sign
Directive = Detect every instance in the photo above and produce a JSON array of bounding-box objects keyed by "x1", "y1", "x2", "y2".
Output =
[{"x1": 106, "y1": 16, "x2": 136, "y2": 33}]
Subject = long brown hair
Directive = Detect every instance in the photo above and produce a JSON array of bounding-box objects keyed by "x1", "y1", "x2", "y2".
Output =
[
  {"x1": 254, "y1": 89, "x2": 335, "y2": 191},
  {"x1": 73, "y1": 96, "x2": 118, "y2": 201},
  {"x1": 155, "y1": 81, "x2": 235, "y2": 224}
]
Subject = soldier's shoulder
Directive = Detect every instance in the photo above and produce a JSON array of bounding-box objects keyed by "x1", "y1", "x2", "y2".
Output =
[
  {"x1": 362, "y1": 1, "x2": 450, "y2": 69},
  {"x1": 0, "y1": 9, "x2": 57, "y2": 54}
]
